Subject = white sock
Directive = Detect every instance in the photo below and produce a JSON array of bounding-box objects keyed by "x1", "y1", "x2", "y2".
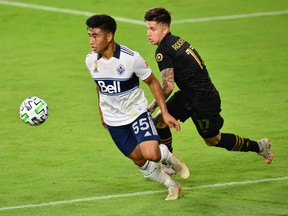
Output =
[
  {"x1": 159, "y1": 144, "x2": 172, "y2": 164},
  {"x1": 138, "y1": 160, "x2": 173, "y2": 188}
]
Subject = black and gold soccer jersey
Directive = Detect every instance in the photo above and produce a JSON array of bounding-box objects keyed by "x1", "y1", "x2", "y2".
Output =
[{"x1": 155, "y1": 32, "x2": 218, "y2": 111}]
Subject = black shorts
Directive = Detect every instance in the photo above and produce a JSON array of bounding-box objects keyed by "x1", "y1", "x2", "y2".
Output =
[{"x1": 166, "y1": 90, "x2": 224, "y2": 139}]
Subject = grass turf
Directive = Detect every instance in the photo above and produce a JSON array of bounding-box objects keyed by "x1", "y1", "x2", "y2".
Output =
[{"x1": 0, "y1": 0, "x2": 287, "y2": 215}]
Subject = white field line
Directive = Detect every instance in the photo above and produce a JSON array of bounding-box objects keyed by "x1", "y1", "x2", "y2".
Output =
[
  {"x1": 173, "y1": 10, "x2": 288, "y2": 24},
  {"x1": 0, "y1": 0, "x2": 143, "y2": 25},
  {"x1": 0, "y1": 176, "x2": 287, "y2": 211},
  {"x1": 0, "y1": 0, "x2": 287, "y2": 25}
]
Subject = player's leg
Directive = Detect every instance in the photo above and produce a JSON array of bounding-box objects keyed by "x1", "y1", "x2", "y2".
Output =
[
  {"x1": 130, "y1": 141, "x2": 183, "y2": 200},
  {"x1": 107, "y1": 123, "x2": 181, "y2": 200},
  {"x1": 159, "y1": 143, "x2": 190, "y2": 179},
  {"x1": 191, "y1": 105, "x2": 274, "y2": 164},
  {"x1": 153, "y1": 112, "x2": 176, "y2": 175},
  {"x1": 204, "y1": 133, "x2": 274, "y2": 164},
  {"x1": 204, "y1": 132, "x2": 259, "y2": 152},
  {"x1": 134, "y1": 111, "x2": 190, "y2": 179},
  {"x1": 131, "y1": 144, "x2": 181, "y2": 200},
  {"x1": 153, "y1": 112, "x2": 173, "y2": 152},
  {"x1": 138, "y1": 140, "x2": 190, "y2": 179},
  {"x1": 133, "y1": 111, "x2": 188, "y2": 200},
  {"x1": 137, "y1": 159, "x2": 181, "y2": 200},
  {"x1": 153, "y1": 91, "x2": 190, "y2": 152},
  {"x1": 153, "y1": 91, "x2": 190, "y2": 174}
]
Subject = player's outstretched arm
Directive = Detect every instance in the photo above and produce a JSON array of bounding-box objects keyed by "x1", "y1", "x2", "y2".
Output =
[
  {"x1": 148, "y1": 67, "x2": 175, "y2": 114},
  {"x1": 96, "y1": 85, "x2": 106, "y2": 129},
  {"x1": 144, "y1": 73, "x2": 180, "y2": 131}
]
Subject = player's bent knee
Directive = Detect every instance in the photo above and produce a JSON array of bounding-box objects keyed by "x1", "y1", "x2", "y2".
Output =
[
  {"x1": 131, "y1": 159, "x2": 146, "y2": 167},
  {"x1": 154, "y1": 118, "x2": 167, "y2": 128},
  {"x1": 156, "y1": 122, "x2": 167, "y2": 129},
  {"x1": 145, "y1": 152, "x2": 161, "y2": 162},
  {"x1": 205, "y1": 141, "x2": 218, "y2": 146},
  {"x1": 204, "y1": 135, "x2": 221, "y2": 146},
  {"x1": 153, "y1": 114, "x2": 166, "y2": 128},
  {"x1": 203, "y1": 133, "x2": 221, "y2": 146}
]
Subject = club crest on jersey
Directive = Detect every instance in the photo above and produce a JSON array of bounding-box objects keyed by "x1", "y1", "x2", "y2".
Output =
[
  {"x1": 116, "y1": 64, "x2": 125, "y2": 75},
  {"x1": 93, "y1": 60, "x2": 99, "y2": 73},
  {"x1": 156, "y1": 53, "x2": 163, "y2": 62}
]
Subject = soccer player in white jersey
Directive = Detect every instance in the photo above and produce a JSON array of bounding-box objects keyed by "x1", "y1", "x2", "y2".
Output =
[{"x1": 85, "y1": 14, "x2": 190, "y2": 200}]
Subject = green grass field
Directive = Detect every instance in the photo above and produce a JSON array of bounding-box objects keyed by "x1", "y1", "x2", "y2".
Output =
[{"x1": 1, "y1": 0, "x2": 288, "y2": 215}]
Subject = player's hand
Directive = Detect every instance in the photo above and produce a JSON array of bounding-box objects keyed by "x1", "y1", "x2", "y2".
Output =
[
  {"x1": 162, "y1": 112, "x2": 180, "y2": 131},
  {"x1": 168, "y1": 119, "x2": 180, "y2": 131}
]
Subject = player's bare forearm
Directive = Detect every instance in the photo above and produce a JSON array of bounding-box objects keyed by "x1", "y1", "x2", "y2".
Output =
[
  {"x1": 96, "y1": 85, "x2": 106, "y2": 129},
  {"x1": 144, "y1": 73, "x2": 168, "y2": 114},
  {"x1": 144, "y1": 73, "x2": 180, "y2": 131},
  {"x1": 161, "y1": 67, "x2": 175, "y2": 98},
  {"x1": 148, "y1": 100, "x2": 158, "y2": 113},
  {"x1": 148, "y1": 68, "x2": 175, "y2": 113}
]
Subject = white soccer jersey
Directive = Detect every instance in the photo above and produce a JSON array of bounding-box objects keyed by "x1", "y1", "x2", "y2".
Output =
[{"x1": 85, "y1": 44, "x2": 151, "y2": 126}]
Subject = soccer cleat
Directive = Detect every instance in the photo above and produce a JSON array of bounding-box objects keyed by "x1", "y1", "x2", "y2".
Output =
[
  {"x1": 165, "y1": 180, "x2": 182, "y2": 201},
  {"x1": 170, "y1": 154, "x2": 190, "y2": 179},
  {"x1": 258, "y1": 138, "x2": 274, "y2": 164},
  {"x1": 161, "y1": 164, "x2": 176, "y2": 175}
]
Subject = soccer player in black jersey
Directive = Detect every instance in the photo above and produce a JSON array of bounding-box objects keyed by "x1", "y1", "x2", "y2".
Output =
[{"x1": 144, "y1": 7, "x2": 274, "y2": 173}]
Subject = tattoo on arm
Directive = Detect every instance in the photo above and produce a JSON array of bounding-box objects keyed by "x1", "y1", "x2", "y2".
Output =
[
  {"x1": 161, "y1": 68, "x2": 174, "y2": 99},
  {"x1": 148, "y1": 68, "x2": 174, "y2": 113}
]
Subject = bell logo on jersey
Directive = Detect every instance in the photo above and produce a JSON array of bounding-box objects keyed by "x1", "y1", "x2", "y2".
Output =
[{"x1": 98, "y1": 80, "x2": 121, "y2": 94}]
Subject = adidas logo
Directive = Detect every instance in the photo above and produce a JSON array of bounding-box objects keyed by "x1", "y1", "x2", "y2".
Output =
[{"x1": 144, "y1": 131, "x2": 152, "y2": 137}]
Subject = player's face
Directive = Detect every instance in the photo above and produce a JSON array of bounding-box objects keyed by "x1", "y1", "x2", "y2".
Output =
[
  {"x1": 88, "y1": 28, "x2": 111, "y2": 53},
  {"x1": 145, "y1": 21, "x2": 169, "y2": 45}
]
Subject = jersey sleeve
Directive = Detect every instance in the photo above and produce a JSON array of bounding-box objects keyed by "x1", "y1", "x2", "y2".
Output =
[
  {"x1": 85, "y1": 52, "x2": 98, "y2": 72},
  {"x1": 133, "y1": 52, "x2": 152, "y2": 80},
  {"x1": 155, "y1": 44, "x2": 174, "y2": 72}
]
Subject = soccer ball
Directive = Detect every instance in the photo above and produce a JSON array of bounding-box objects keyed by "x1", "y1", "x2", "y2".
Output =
[{"x1": 20, "y1": 96, "x2": 49, "y2": 126}]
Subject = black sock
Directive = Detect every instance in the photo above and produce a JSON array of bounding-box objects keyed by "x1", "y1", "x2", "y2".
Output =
[
  {"x1": 157, "y1": 127, "x2": 173, "y2": 153},
  {"x1": 216, "y1": 133, "x2": 259, "y2": 152}
]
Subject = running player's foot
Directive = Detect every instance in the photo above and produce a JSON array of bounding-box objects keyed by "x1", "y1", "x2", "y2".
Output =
[
  {"x1": 161, "y1": 164, "x2": 176, "y2": 175},
  {"x1": 165, "y1": 180, "x2": 181, "y2": 201},
  {"x1": 170, "y1": 154, "x2": 190, "y2": 179},
  {"x1": 258, "y1": 138, "x2": 274, "y2": 164}
]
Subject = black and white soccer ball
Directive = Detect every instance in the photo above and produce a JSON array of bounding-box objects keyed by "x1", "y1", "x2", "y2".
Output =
[{"x1": 20, "y1": 96, "x2": 49, "y2": 126}]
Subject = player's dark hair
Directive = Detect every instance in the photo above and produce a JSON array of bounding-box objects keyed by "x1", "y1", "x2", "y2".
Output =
[
  {"x1": 86, "y1": 14, "x2": 117, "y2": 35},
  {"x1": 144, "y1": 7, "x2": 171, "y2": 26}
]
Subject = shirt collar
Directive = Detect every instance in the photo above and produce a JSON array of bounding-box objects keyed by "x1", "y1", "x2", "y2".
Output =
[
  {"x1": 97, "y1": 43, "x2": 120, "y2": 60},
  {"x1": 159, "y1": 32, "x2": 171, "y2": 45},
  {"x1": 113, "y1": 43, "x2": 121, "y2": 59}
]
